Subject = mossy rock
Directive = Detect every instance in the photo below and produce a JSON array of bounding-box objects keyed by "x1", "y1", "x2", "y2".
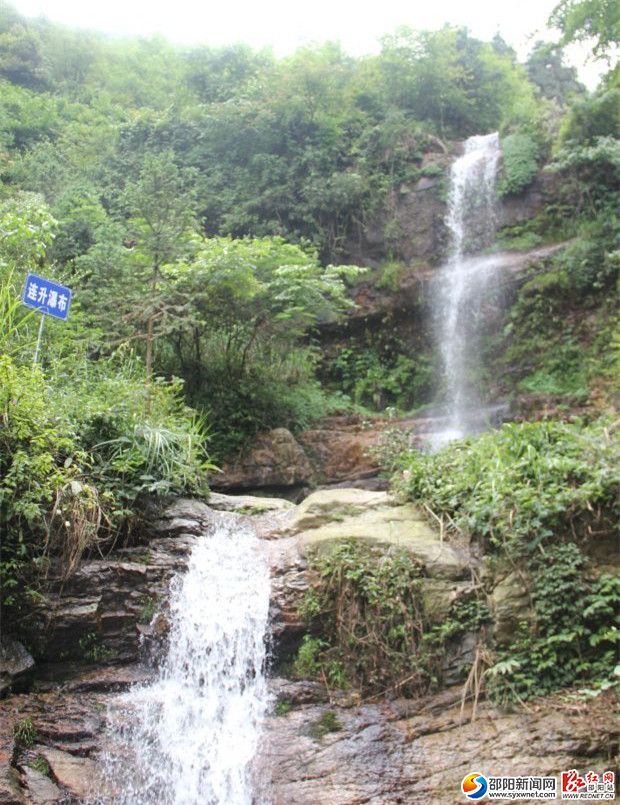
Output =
[{"x1": 285, "y1": 489, "x2": 471, "y2": 580}]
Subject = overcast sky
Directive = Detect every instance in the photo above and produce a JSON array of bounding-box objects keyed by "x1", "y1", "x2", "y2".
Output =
[{"x1": 10, "y1": 0, "x2": 604, "y2": 87}]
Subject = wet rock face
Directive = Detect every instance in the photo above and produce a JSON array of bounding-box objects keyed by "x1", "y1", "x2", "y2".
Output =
[
  {"x1": 346, "y1": 151, "x2": 451, "y2": 267},
  {"x1": 24, "y1": 534, "x2": 197, "y2": 664},
  {"x1": 0, "y1": 640, "x2": 35, "y2": 699},
  {"x1": 22, "y1": 496, "x2": 295, "y2": 665},
  {"x1": 2, "y1": 664, "x2": 617, "y2": 805},
  {"x1": 212, "y1": 428, "x2": 313, "y2": 493},
  {"x1": 497, "y1": 169, "x2": 560, "y2": 231}
]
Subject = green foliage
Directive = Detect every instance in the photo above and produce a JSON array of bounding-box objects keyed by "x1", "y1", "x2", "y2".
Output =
[
  {"x1": 394, "y1": 419, "x2": 619, "y2": 558},
  {"x1": 78, "y1": 631, "x2": 116, "y2": 662},
  {"x1": 0, "y1": 341, "x2": 211, "y2": 611},
  {"x1": 138, "y1": 596, "x2": 157, "y2": 623},
  {"x1": 550, "y1": 136, "x2": 620, "y2": 217},
  {"x1": 487, "y1": 544, "x2": 619, "y2": 703},
  {"x1": 525, "y1": 42, "x2": 585, "y2": 103},
  {"x1": 293, "y1": 635, "x2": 329, "y2": 680},
  {"x1": 327, "y1": 342, "x2": 434, "y2": 412},
  {"x1": 558, "y1": 89, "x2": 620, "y2": 145},
  {"x1": 28, "y1": 755, "x2": 51, "y2": 777},
  {"x1": 425, "y1": 590, "x2": 491, "y2": 646},
  {"x1": 550, "y1": 0, "x2": 620, "y2": 59},
  {"x1": 297, "y1": 541, "x2": 429, "y2": 695},
  {"x1": 158, "y1": 236, "x2": 362, "y2": 457},
  {"x1": 274, "y1": 699, "x2": 293, "y2": 716},
  {"x1": 13, "y1": 717, "x2": 37, "y2": 747},
  {"x1": 306, "y1": 710, "x2": 343, "y2": 740},
  {"x1": 495, "y1": 213, "x2": 619, "y2": 405},
  {"x1": 498, "y1": 134, "x2": 540, "y2": 197}
]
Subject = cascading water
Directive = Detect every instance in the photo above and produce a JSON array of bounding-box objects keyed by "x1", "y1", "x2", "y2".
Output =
[
  {"x1": 100, "y1": 521, "x2": 271, "y2": 805},
  {"x1": 432, "y1": 132, "x2": 503, "y2": 447}
]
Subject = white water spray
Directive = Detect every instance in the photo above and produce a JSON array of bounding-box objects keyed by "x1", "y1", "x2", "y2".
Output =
[
  {"x1": 433, "y1": 132, "x2": 503, "y2": 446},
  {"x1": 102, "y1": 522, "x2": 271, "y2": 805}
]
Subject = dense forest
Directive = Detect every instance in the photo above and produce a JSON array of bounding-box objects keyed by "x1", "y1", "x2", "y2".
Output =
[{"x1": 0, "y1": 0, "x2": 618, "y2": 719}]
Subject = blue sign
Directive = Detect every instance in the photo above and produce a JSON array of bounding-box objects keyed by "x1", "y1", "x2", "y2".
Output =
[{"x1": 22, "y1": 273, "x2": 72, "y2": 320}]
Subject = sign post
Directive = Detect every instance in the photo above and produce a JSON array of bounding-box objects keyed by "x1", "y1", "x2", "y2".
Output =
[{"x1": 22, "y1": 273, "x2": 72, "y2": 364}]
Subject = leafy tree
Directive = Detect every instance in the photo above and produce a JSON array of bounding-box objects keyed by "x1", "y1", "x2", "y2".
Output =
[
  {"x1": 526, "y1": 41, "x2": 585, "y2": 102},
  {"x1": 550, "y1": 0, "x2": 620, "y2": 59},
  {"x1": 161, "y1": 236, "x2": 362, "y2": 455},
  {"x1": 0, "y1": 23, "x2": 48, "y2": 90},
  {"x1": 120, "y1": 151, "x2": 197, "y2": 379}
]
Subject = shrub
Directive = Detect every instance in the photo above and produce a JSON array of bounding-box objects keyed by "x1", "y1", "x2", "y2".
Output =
[
  {"x1": 0, "y1": 351, "x2": 212, "y2": 611},
  {"x1": 498, "y1": 133, "x2": 539, "y2": 197},
  {"x1": 394, "y1": 419, "x2": 619, "y2": 558}
]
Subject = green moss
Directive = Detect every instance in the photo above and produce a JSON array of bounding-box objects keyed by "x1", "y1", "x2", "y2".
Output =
[
  {"x1": 28, "y1": 755, "x2": 51, "y2": 777},
  {"x1": 274, "y1": 699, "x2": 293, "y2": 716},
  {"x1": 306, "y1": 710, "x2": 343, "y2": 740}
]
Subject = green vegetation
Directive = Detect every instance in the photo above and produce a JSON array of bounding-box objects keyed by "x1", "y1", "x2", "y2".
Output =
[
  {"x1": 394, "y1": 419, "x2": 618, "y2": 557},
  {"x1": 13, "y1": 717, "x2": 37, "y2": 747},
  {"x1": 306, "y1": 710, "x2": 343, "y2": 740},
  {"x1": 78, "y1": 632, "x2": 116, "y2": 662},
  {"x1": 28, "y1": 755, "x2": 51, "y2": 777},
  {"x1": 274, "y1": 699, "x2": 293, "y2": 717},
  {"x1": 394, "y1": 419, "x2": 619, "y2": 702},
  {"x1": 487, "y1": 544, "x2": 619, "y2": 704},
  {"x1": 0, "y1": 0, "x2": 618, "y2": 717},
  {"x1": 296, "y1": 541, "x2": 429, "y2": 695},
  {"x1": 498, "y1": 134, "x2": 540, "y2": 197},
  {"x1": 138, "y1": 596, "x2": 158, "y2": 623}
]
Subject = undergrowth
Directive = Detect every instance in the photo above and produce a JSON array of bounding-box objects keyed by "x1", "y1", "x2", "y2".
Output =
[
  {"x1": 394, "y1": 418, "x2": 619, "y2": 558},
  {"x1": 295, "y1": 541, "x2": 429, "y2": 696}
]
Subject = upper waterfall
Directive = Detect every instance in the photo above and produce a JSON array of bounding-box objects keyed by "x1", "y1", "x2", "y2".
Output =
[
  {"x1": 432, "y1": 132, "x2": 503, "y2": 447},
  {"x1": 99, "y1": 521, "x2": 271, "y2": 805}
]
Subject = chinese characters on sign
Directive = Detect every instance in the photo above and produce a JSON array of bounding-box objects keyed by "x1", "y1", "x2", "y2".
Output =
[{"x1": 22, "y1": 273, "x2": 72, "y2": 320}]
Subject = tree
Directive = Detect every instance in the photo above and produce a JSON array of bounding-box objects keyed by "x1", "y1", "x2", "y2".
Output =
[
  {"x1": 121, "y1": 151, "x2": 196, "y2": 380},
  {"x1": 0, "y1": 23, "x2": 48, "y2": 90},
  {"x1": 526, "y1": 41, "x2": 585, "y2": 102},
  {"x1": 167, "y1": 236, "x2": 361, "y2": 379},
  {"x1": 550, "y1": 0, "x2": 620, "y2": 59}
]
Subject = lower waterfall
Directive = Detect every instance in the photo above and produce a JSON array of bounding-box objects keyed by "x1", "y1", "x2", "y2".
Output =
[{"x1": 100, "y1": 521, "x2": 271, "y2": 805}]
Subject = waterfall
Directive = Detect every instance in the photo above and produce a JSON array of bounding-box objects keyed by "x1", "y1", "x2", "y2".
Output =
[
  {"x1": 100, "y1": 521, "x2": 271, "y2": 805},
  {"x1": 432, "y1": 132, "x2": 503, "y2": 447}
]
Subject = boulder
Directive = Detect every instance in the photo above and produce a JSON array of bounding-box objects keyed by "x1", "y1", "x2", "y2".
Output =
[
  {"x1": 0, "y1": 640, "x2": 34, "y2": 698},
  {"x1": 34, "y1": 747, "x2": 97, "y2": 801},
  {"x1": 213, "y1": 428, "x2": 313, "y2": 492},
  {"x1": 20, "y1": 767, "x2": 61, "y2": 805},
  {"x1": 280, "y1": 488, "x2": 470, "y2": 581},
  {"x1": 298, "y1": 418, "x2": 384, "y2": 485}
]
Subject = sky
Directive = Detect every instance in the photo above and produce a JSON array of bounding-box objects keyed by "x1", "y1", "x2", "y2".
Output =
[{"x1": 9, "y1": 0, "x2": 604, "y2": 88}]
